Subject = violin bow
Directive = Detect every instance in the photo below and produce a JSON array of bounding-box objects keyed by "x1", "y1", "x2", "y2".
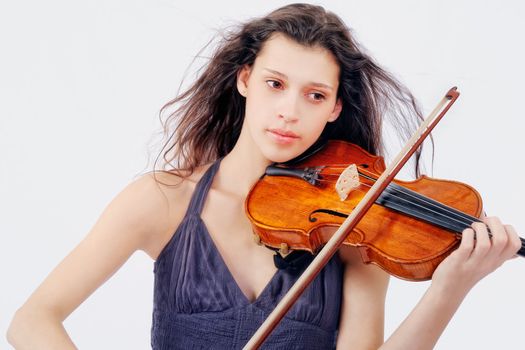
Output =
[{"x1": 243, "y1": 86, "x2": 461, "y2": 349}]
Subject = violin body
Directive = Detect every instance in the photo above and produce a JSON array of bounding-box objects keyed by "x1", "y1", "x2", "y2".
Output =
[{"x1": 245, "y1": 140, "x2": 484, "y2": 281}]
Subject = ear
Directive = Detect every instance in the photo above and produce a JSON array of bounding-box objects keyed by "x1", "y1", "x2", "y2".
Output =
[
  {"x1": 236, "y1": 65, "x2": 252, "y2": 97},
  {"x1": 327, "y1": 97, "x2": 342, "y2": 122}
]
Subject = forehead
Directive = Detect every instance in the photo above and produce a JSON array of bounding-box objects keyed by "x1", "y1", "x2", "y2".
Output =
[{"x1": 253, "y1": 33, "x2": 340, "y2": 86}]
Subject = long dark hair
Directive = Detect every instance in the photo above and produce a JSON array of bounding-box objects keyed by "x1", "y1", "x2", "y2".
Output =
[{"x1": 151, "y1": 3, "x2": 425, "y2": 181}]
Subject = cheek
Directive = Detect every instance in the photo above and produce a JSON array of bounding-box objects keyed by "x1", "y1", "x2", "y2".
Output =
[
  {"x1": 302, "y1": 110, "x2": 332, "y2": 137},
  {"x1": 244, "y1": 101, "x2": 267, "y2": 131},
  {"x1": 301, "y1": 123, "x2": 327, "y2": 149},
  {"x1": 244, "y1": 89, "x2": 274, "y2": 126}
]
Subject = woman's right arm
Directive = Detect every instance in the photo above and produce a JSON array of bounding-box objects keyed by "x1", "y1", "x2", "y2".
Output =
[{"x1": 6, "y1": 172, "x2": 176, "y2": 349}]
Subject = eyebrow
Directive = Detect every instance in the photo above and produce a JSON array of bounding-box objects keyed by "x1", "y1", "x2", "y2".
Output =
[{"x1": 262, "y1": 68, "x2": 334, "y2": 91}]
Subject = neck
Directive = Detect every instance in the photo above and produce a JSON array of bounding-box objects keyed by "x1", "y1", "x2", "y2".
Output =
[{"x1": 213, "y1": 140, "x2": 273, "y2": 199}]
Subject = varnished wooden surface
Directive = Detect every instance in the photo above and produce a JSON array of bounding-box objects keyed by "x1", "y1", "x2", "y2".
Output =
[{"x1": 245, "y1": 141, "x2": 483, "y2": 281}]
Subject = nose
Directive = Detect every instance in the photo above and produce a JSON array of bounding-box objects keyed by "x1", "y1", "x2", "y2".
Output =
[
  {"x1": 278, "y1": 92, "x2": 300, "y2": 123},
  {"x1": 279, "y1": 113, "x2": 298, "y2": 123}
]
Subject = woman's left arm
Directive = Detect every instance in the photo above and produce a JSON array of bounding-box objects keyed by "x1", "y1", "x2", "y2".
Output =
[
  {"x1": 379, "y1": 216, "x2": 520, "y2": 350},
  {"x1": 336, "y1": 245, "x2": 390, "y2": 349},
  {"x1": 337, "y1": 217, "x2": 521, "y2": 350},
  {"x1": 336, "y1": 216, "x2": 520, "y2": 350}
]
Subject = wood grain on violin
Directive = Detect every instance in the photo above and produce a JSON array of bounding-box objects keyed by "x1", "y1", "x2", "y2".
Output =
[{"x1": 245, "y1": 140, "x2": 525, "y2": 281}]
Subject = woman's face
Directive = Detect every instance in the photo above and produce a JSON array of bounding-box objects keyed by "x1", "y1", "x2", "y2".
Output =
[{"x1": 236, "y1": 33, "x2": 342, "y2": 163}]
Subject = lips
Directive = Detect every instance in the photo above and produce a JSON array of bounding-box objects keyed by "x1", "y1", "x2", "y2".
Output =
[
  {"x1": 266, "y1": 128, "x2": 300, "y2": 145},
  {"x1": 267, "y1": 128, "x2": 299, "y2": 138}
]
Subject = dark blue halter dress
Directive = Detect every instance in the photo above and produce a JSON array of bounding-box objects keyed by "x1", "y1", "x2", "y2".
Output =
[{"x1": 151, "y1": 158, "x2": 344, "y2": 349}]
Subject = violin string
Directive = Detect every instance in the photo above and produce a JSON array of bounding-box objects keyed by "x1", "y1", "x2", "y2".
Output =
[
  {"x1": 319, "y1": 164, "x2": 479, "y2": 225},
  {"x1": 314, "y1": 175, "x2": 525, "y2": 252},
  {"x1": 354, "y1": 167, "x2": 482, "y2": 227},
  {"x1": 361, "y1": 182, "x2": 475, "y2": 230},
  {"x1": 298, "y1": 164, "x2": 523, "y2": 251},
  {"x1": 315, "y1": 167, "x2": 480, "y2": 231}
]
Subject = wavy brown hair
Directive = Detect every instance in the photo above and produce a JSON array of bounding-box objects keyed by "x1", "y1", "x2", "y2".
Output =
[{"x1": 151, "y1": 3, "x2": 426, "y2": 182}]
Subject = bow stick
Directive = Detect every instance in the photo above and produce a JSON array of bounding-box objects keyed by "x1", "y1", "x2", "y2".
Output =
[{"x1": 243, "y1": 86, "x2": 461, "y2": 349}]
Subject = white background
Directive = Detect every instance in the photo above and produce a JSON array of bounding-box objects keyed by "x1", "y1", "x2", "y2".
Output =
[{"x1": 2, "y1": 1, "x2": 524, "y2": 349}]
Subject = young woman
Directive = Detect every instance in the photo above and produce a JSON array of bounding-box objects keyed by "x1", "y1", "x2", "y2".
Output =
[{"x1": 7, "y1": 3, "x2": 520, "y2": 349}]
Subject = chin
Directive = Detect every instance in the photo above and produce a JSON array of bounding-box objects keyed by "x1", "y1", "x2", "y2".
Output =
[
  {"x1": 261, "y1": 144, "x2": 305, "y2": 164},
  {"x1": 255, "y1": 130, "x2": 313, "y2": 164}
]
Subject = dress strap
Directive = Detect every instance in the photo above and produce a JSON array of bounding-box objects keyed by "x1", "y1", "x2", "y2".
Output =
[{"x1": 185, "y1": 158, "x2": 223, "y2": 215}]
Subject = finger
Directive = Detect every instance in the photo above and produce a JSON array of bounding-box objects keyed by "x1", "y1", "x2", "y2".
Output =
[
  {"x1": 503, "y1": 224, "x2": 522, "y2": 258},
  {"x1": 455, "y1": 227, "x2": 475, "y2": 261},
  {"x1": 483, "y1": 216, "x2": 507, "y2": 257},
  {"x1": 470, "y1": 221, "x2": 491, "y2": 259}
]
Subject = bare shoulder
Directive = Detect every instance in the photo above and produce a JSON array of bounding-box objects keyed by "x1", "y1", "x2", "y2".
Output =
[
  {"x1": 10, "y1": 167, "x2": 210, "y2": 325},
  {"x1": 338, "y1": 245, "x2": 390, "y2": 284},
  {"x1": 124, "y1": 168, "x2": 208, "y2": 260}
]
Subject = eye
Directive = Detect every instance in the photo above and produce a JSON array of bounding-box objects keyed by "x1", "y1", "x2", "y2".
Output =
[
  {"x1": 309, "y1": 92, "x2": 326, "y2": 102},
  {"x1": 266, "y1": 80, "x2": 283, "y2": 89}
]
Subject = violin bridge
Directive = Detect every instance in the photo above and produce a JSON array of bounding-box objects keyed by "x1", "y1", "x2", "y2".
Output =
[{"x1": 335, "y1": 164, "x2": 360, "y2": 201}]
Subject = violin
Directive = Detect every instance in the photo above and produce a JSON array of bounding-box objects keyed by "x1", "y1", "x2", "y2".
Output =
[
  {"x1": 246, "y1": 139, "x2": 525, "y2": 281},
  {"x1": 242, "y1": 87, "x2": 523, "y2": 348}
]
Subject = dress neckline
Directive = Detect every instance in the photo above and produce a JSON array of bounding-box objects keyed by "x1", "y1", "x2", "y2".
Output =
[
  {"x1": 193, "y1": 157, "x2": 281, "y2": 305},
  {"x1": 196, "y1": 215, "x2": 281, "y2": 305}
]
